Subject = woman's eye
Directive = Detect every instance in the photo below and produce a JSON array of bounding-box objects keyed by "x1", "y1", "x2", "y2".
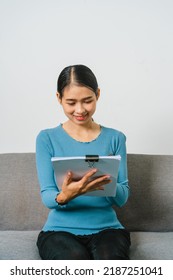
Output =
[{"x1": 84, "y1": 100, "x2": 92, "y2": 104}]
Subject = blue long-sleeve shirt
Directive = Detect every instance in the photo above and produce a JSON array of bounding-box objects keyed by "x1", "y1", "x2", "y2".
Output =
[{"x1": 36, "y1": 124, "x2": 130, "y2": 235}]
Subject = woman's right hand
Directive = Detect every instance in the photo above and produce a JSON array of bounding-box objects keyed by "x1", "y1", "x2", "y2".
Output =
[{"x1": 56, "y1": 169, "x2": 111, "y2": 204}]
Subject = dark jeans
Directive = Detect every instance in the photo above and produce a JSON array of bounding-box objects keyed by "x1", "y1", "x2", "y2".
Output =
[{"x1": 37, "y1": 228, "x2": 131, "y2": 260}]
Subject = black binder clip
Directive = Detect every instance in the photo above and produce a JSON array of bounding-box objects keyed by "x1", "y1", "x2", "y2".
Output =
[{"x1": 85, "y1": 155, "x2": 99, "y2": 168}]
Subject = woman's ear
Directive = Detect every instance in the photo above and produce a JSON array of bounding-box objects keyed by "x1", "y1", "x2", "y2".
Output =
[
  {"x1": 96, "y1": 88, "x2": 100, "y2": 100},
  {"x1": 56, "y1": 92, "x2": 62, "y2": 104}
]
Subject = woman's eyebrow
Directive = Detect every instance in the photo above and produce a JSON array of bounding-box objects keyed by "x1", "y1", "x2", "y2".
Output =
[{"x1": 66, "y1": 96, "x2": 94, "y2": 101}]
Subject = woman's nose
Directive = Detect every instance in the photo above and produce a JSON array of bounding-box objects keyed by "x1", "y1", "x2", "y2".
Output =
[{"x1": 75, "y1": 103, "x2": 85, "y2": 114}]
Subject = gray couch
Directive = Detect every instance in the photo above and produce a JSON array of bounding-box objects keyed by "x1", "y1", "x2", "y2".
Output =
[{"x1": 0, "y1": 153, "x2": 173, "y2": 260}]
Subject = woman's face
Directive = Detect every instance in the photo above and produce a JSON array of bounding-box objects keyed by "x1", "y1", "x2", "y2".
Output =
[{"x1": 57, "y1": 85, "x2": 100, "y2": 125}]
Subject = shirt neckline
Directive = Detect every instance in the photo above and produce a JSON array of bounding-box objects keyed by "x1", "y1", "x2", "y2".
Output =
[{"x1": 59, "y1": 124, "x2": 103, "y2": 144}]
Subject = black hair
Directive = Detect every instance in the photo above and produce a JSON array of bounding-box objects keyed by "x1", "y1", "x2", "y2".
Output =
[{"x1": 57, "y1": 64, "x2": 98, "y2": 98}]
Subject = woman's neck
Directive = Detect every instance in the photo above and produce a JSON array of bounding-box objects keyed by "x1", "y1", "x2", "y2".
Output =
[{"x1": 62, "y1": 120, "x2": 101, "y2": 142}]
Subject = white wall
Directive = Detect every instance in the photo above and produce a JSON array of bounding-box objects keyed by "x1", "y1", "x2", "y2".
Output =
[{"x1": 0, "y1": 0, "x2": 173, "y2": 154}]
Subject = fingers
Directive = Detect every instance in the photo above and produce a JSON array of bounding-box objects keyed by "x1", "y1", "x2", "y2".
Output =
[
  {"x1": 82, "y1": 169, "x2": 111, "y2": 185},
  {"x1": 88, "y1": 177, "x2": 112, "y2": 189},
  {"x1": 64, "y1": 171, "x2": 72, "y2": 185},
  {"x1": 95, "y1": 174, "x2": 111, "y2": 182},
  {"x1": 81, "y1": 169, "x2": 112, "y2": 192},
  {"x1": 80, "y1": 168, "x2": 97, "y2": 183},
  {"x1": 63, "y1": 169, "x2": 112, "y2": 196}
]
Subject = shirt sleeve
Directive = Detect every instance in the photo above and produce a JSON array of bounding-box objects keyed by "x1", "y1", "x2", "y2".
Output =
[
  {"x1": 106, "y1": 131, "x2": 130, "y2": 207},
  {"x1": 36, "y1": 130, "x2": 67, "y2": 209}
]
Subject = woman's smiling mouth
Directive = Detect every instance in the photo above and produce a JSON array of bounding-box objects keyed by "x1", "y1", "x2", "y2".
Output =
[{"x1": 73, "y1": 114, "x2": 88, "y2": 121}]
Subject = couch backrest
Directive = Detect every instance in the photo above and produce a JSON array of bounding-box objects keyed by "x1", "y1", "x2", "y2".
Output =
[
  {"x1": 0, "y1": 153, "x2": 48, "y2": 230},
  {"x1": 116, "y1": 154, "x2": 173, "y2": 232},
  {"x1": 0, "y1": 153, "x2": 173, "y2": 231}
]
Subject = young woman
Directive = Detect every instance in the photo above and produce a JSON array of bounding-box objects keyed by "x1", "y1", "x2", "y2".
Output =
[{"x1": 36, "y1": 64, "x2": 131, "y2": 260}]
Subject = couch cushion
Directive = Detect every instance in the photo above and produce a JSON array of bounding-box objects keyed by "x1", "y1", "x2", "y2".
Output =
[
  {"x1": 0, "y1": 231, "x2": 173, "y2": 260},
  {"x1": 0, "y1": 231, "x2": 41, "y2": 260},
  {"x1": 130, "y1": 231, "x2": 173, "y2": 260}
]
